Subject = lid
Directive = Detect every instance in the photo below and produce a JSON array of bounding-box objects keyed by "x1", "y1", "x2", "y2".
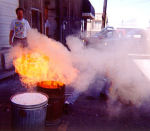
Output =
[{"x1": 11, "y1": 92, "x2": 48, "y2": 106}]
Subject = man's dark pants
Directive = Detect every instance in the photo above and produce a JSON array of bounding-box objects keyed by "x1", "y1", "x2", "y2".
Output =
[{"x1": 12, "y1": 37, "x2": 28, "y2": 48}]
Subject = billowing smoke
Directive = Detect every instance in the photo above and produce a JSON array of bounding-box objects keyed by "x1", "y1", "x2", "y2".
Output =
[
  {"x1": 9, "y1": 28, "x2": 150, "y2": 109},
  {"x1": 66, "y1": 30, "x2": 150, "y2": 107},
  {"x1": 9, "y1": 29, "x2": 78, "y2": 88}
]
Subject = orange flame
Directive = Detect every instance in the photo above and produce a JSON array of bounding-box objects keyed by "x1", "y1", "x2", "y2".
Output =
[
  {"x1": 37, "y1": 81, "x2": 64, "y2": 89},
  {"x1": 13, "y1": 49, "x2": 78, "y2": 88},
  {"x1": 13, "y1": 52, "x2": 50, "y2": 87}
]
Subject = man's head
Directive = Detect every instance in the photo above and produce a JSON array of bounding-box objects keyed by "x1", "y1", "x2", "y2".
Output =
[{"x1": 16, "y1": 8, "x2": 24, "y2": 20}]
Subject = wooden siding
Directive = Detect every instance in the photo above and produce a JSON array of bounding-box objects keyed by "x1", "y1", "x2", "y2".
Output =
[{"x1": 0, "y1": 0, "x2": 19, "y2": 48}]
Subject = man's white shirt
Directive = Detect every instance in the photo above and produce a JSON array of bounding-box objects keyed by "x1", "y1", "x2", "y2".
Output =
[{"x1": 10, "y1": 18, "x2": 31, "y2": 39}]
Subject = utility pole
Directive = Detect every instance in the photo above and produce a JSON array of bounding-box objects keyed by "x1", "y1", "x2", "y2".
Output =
[
  {"x1": 68, "y1": 0, "x2": 71, "y2": 34},
  {"x1": 101, "y1": 0, "x2": 107, "y2": 29}
]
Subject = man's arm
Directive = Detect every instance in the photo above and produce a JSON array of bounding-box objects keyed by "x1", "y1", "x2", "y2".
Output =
[
  {"x1": 9, "y1": 30, "x2": 14, "y2": 45},
  {"x1": 45, "y1": 20, "x2": 50, "y2": 36},
  {"x1": 26, "y1": 20, "x2": 31, "y2": 30}
]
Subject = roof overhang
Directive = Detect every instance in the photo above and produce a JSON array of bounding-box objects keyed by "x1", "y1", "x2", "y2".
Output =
[
  {"x1": 82, "y1": 0, "x2": 95, "y2": 19},
  {"x1": 82, "y1": 13, "x2": 95, "y2": 19}
]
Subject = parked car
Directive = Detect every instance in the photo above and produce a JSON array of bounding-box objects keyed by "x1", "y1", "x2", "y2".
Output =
[
  {"x1": 84, "y1": 26, "x2": 118, "y2": 46},
  {"x1": 94, "y1": 26, "x2": 115, "y2": 39},
  {"x1": 117, "y1": 28, "x2": 145, "y2": 39}
]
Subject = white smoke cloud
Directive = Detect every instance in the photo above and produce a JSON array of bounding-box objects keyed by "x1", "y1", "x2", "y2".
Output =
[
  {"x1": 10, "y1": 29, "x2": 78, "y2": 87},
  {"x1": 66, "y1": 30, "x2": 150, "y2": 107},
  {"x1": 9, "y1": 28, "x2": 150, "y2": 108}
]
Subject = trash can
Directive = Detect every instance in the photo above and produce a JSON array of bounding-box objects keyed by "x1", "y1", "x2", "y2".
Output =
[
  {"x1": 37, "y1": 81, "x2": 65, "y2": 125},
  {"x1": 11, "y1": 92, "x2": 48, "y2": 131}
]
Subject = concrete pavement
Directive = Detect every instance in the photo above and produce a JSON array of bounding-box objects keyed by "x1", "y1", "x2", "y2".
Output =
[{"x1": 0, "y1": 75, "x2": 150, "y2": 131}]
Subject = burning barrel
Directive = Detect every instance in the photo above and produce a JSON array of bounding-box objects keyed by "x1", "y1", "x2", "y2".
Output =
[
  {"x1": 37, "y1": 81, "x2": 65, "y2": 125},
  {"x1": 10, "y1": 92, "x2": 48, "y2": 131}
]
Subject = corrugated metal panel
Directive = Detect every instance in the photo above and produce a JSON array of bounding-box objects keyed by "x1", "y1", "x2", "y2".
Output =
[{"x1": 0, "y1": 0, "x2": 19, "y2": 48}]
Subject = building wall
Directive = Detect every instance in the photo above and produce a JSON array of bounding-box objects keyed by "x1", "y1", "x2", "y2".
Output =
[
  {"x1": 87, "y1": 13, "x2": 102, "y2": 36},
  {"x1": 62, "y1": 0, "x2": 95, "y2": 38},
  {"x1": 0, "y1": 0, "x2": 19, "y2": 70},
  {"x1": 59, "y1": 0, "x2": 84, "y2": 43},
  {"x1": 0, "y1": 0, "x2": 19, "y2": 48},
  {"x1": 0, "y1": 0, "x2": 45, "y2": 71},
  {"x1": 19, "y1": 0, "x2": 44, "y2": 33},
  {"x1": 44, "y1": 0, "x2": 84, "y2": 43},
  {"x1": 46, "y1": 0, "x2": 58, "y2": 39},
  {"x1": 70, "y1": 0, "x2": 83, "y2": 34}
]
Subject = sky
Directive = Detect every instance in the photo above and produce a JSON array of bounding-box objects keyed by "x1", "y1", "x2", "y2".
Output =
[{"x1": 89, "y1": 0, "x2": 150, "y2": 28}]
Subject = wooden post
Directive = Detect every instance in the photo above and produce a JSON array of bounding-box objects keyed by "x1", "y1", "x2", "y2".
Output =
[
  {"x1": 1, "y1": 54, "x2": 5, "y2": 70},
  {"x1": 101, "y1": 0, "x2": 107, "y2": 29}
]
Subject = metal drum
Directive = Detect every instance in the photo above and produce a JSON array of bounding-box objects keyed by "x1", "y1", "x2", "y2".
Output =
[
  {"x1": 11, "y1": 92, "x2": 48, "y2": 131},
  {"x1": 37, "y1": 81, "x2": 65, "y2": 125}
]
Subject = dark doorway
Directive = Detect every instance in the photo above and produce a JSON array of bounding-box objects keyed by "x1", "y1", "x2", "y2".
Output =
[{"x1": 31, "y1": 9, "x2": 42, "y2": 33}]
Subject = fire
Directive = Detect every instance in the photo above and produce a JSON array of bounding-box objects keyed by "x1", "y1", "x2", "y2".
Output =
[
  {"x1": 13, "y1": 52, "x2": 49, "y2": 86},
  {"x1": 13, "y1": 45, "x2": 78, "y2": 88},
  {"x1": 37, "y1": 81, "x2": 64, "y2": 89}
]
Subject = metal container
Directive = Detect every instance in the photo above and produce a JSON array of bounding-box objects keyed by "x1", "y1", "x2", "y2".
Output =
[
  {"x1": 37, "y1": 81, "x2": 65, "y2": 125},
  {"x1": 10, "y1": 92, "x2": 48, "y2": 131}
]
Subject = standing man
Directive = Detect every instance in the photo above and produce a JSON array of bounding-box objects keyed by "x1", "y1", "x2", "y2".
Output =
[
  {"x1": 9, "y1": 8, "x2": 31, "y2": 47},
  {"x1": 45, "y1": 19, "x2": 50, "y2": 36},
  {"x1": 44, "y1": 7, "x2": 50, "y2": 37}
]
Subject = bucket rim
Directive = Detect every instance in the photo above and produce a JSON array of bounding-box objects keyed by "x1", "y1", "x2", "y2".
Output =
[
  {"x1": 10, "y1": 91, "x2": 49, "y2": 108},
  {"x1": 37, "y1": 84, "x2": 65, "y2": 90}
]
